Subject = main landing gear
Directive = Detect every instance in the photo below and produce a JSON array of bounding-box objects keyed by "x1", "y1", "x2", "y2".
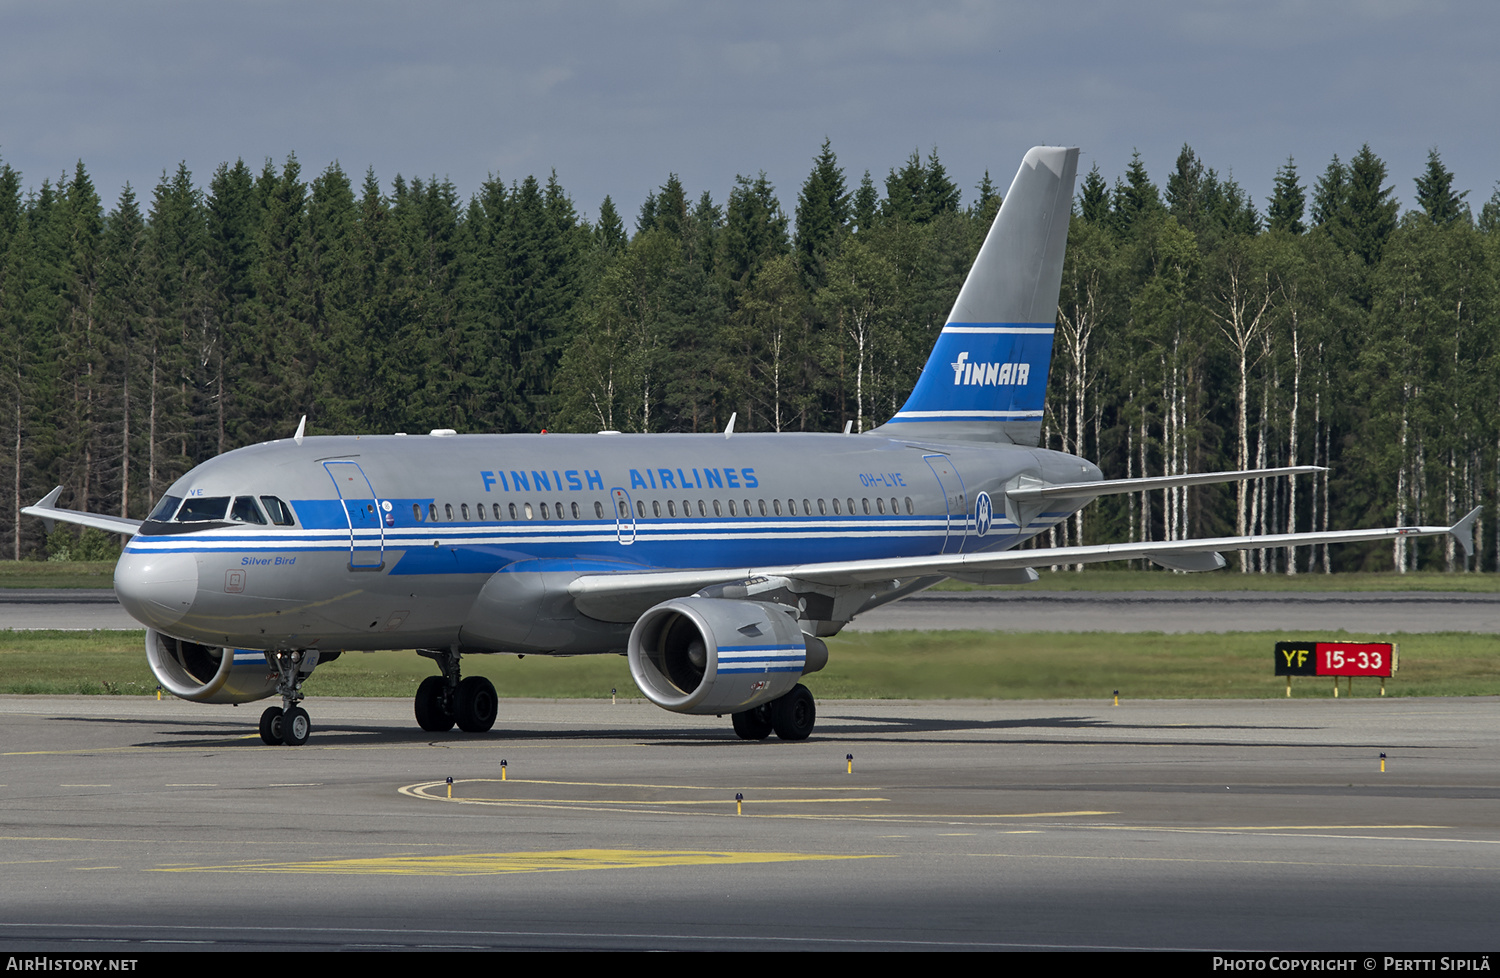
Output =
[
  {"x1": 414, "y1": 647, "x2": 498, "y2": 734},
  {"x1": 731, "y1": 683, "x2": 816, "y2": 742},
  {"x1": 259, "y1": 650, "x2": 317, "y2": 746}
]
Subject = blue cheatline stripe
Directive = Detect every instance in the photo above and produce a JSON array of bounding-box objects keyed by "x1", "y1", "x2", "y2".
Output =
[
  {"x1": 717, "y1": 644, "x2": 805, "y2": 674},
  {"x1": 893, "y1": 321, "x2": 1054, "y2": 424}
]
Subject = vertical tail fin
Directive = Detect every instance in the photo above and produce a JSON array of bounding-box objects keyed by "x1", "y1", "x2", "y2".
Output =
[{"x1": 873, "y1": 146, "x2": 1079, "y2": 445}]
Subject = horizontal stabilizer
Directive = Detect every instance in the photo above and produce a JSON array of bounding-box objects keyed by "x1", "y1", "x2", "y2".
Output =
[
  {"x1": 22, "y1": 487, "x2": 143, "y2": 537},
  {"x1": 1006, "y1": 466, "x2": 1326, "y2": 501}
]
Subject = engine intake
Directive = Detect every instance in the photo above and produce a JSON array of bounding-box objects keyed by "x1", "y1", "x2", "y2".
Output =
[
  {"x1": 145, "y1": 628, "x2": 282, "y2": 704},
  {"x1": 628, "y1": 598, "x2": 822, "y2": 715}
]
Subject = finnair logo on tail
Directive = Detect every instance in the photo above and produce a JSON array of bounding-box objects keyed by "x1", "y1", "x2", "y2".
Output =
[{"x1": 951, "y1": 351, "x2": 1031, "y2": 387}]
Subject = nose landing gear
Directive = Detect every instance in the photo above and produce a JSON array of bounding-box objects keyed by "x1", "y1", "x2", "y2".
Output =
[{"x1": 258, "y1": 650, "x2": 318, "y2": 746}]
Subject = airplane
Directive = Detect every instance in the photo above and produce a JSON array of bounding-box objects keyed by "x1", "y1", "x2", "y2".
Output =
[{"x1": 25, "y1": 146, "x2": 1477, "y2": 747}]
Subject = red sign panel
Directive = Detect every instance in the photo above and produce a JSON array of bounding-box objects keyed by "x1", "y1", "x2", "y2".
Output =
[{"x1": 1275, "y1": 641, "x2": 1397, "y2": 677}]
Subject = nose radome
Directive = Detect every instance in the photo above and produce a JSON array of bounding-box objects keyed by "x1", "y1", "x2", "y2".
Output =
[{"x1": 115, "y1": 552, "x2": 199, "y2": 629}]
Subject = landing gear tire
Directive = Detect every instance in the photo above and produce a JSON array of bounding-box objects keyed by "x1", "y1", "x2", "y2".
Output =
[
  {"x1": 414, "y1": 676, "x2": 455, "y2": 732},
  {"x1": 455, "y1": 676, "x2": 498, "y2": 733},
  {"x1": 259, "y1": 706, "x2": 284, "y2": 746},
  {"x1": 732, "y1": 704, "x2": 774, "y2": 740},
  {"x1": 281, "y1": 706, "x2": 311, "y2": 746},
  {"x1": 770, "y1": 684, "x2": 816, "y2": 741}
]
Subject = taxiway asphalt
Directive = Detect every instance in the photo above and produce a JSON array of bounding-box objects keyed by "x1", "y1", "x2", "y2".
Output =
[{"x1": 0, "y1": 694, "x2": 1496, "y2": 951}]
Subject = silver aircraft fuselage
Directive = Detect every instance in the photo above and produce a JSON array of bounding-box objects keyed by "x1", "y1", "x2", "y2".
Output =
[{"x1": 115, "y1": 430, "x2": 1100, "y2": 656}]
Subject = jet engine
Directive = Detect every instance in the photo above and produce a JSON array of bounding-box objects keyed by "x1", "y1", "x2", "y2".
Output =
[
  {"x1": 627, "y1": 597, "x2": 826, "y2": 715},
  {"x1": 145, "y1": 628, "x2": 283, "y2": 704}
]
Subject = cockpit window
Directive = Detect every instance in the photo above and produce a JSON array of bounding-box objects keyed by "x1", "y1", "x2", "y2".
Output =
[
  {"x1": 148, "y1": 495, "x2": 182, "y2": 522},
  {"x1": 229, "y1": 496, "x2": 267, "y2": 525},
  {"x1": 176, "y1": 496, "x2": 231, "y2": 522},
  {"x1": 260, "y1": 496, "x2": 297, "y2": 526}
]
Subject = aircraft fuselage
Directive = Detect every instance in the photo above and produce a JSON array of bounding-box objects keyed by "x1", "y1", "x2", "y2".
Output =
[{"x1": 116, "y1": 430, "x2": 1101, "y2": 656}]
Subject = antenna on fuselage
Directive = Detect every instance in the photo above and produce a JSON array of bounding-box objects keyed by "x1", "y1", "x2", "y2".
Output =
[
  {"x1": 294, "y1": 415, "x2": 306, "y2": 446},
  {"x1": 724, "y1": 413, "x2": 736, "y2": 439}
]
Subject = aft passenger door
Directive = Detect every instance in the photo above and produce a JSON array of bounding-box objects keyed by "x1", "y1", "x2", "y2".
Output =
[
  {"x1": 923, "y1": 454, "x2": 969, "y2": 554},
  {"x1": 323, "y1": 460, "x2": 386, "y2": 570}
]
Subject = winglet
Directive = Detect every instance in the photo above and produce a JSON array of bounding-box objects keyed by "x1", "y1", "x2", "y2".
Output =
[
  {"x1": 294, "y1": 415, "x2": 306, "y2": 446},
  {"x1": 31, "y1": 486, "x2": 63, "y2": 534},
  {"x1": 1450, "y1": 506, "x2": 1480, "y2": 559},
  {"x1": 724, "y1": 412, "x2": 736, "y2": 439}
]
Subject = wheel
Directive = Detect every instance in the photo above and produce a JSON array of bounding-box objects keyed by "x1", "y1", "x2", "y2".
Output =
[
  {"x1": 258, "y1": 706, "x2": 284, "y2": 746},
  {"x1": 455, "y1": 676, "x2": 498, "y2": 733},
  {"x1": 414, "y1": 676, "x2": 455, "y2": 732},
  {"x1": 770, "y1": 684, "x2": 815, "y2": 741},
  {"x1": 732, "y1": 704, "x2": 773, "y2": 740},
  {"x1": 281, "y1": 706, "x2": 311, "y2": 746}
]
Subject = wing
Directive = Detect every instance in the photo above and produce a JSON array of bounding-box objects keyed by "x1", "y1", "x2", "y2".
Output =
[
  {"x1": 569, "y1": 507, "x2": 1479, "y2": 623},
  {"x1": 22, "y1": 487, "x2": 144, "y2": 537}
]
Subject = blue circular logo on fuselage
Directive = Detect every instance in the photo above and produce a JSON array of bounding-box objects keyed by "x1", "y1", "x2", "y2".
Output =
[{"x1": 975, "y1": 491, "x2": 993, "y2": 537}]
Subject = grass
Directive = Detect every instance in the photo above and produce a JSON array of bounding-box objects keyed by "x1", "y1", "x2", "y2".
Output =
[
  {"x1": 0, "y1": 561, "x2": 116, "y2": 588},
  {"x1": 931, "y1": 568, "x2": 1500, "y2": 593},
  {"x1": 2, "y1": 628, "x2": 1495, "y2": 700}
]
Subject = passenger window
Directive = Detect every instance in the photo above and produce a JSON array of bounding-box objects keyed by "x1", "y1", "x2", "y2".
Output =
[
  {"x1": 445, "y1": 504, "x2": 454, "y2": 521},
  {"x1": 595, "y1": 501, "x2": 604, "y2": 519},
  {"x1": 832, "y1": 498, "x2": 841, "y2": 515},
  {"x1": 509, "y1": 503, "x2": 518, "y2": 520},
  {"x1": 492, "y1": 504, "x2": 502, "y2": 520},
  {"x1": 891, "y1": 497, "x2": 899, "y2": 514},
  {"x1": 557, "y1": 501, "x2": 565, "y2": 520},
  {"x1": 683, "y1": 500, "x2": 691, "y2": 516},
  {"x1": 758, "y1": 499, "x2": 767, "y2": 516},
  {"x1": 618, "y1": 500, "x2": 629, "y2": 519},
  {"x1": 429, "y1": 503, "x2": 439, "y2": 522},
  {"x1": 818, "y1": 499, "x2": 827, "y2": 515},
  {"x1": 803, "y1": 498, "x2": 811, "y2": 515},
  {"x1": 743, "y1": 499, "x2": 751, "y2": 515},
  {"x1": 230, "y1": 497, "x2": 267, "y2": 525},
  {"x1": 412, "y1": 504, "x2": 423, "y2": 522},
  {"x1": 697, "y1": 500, "x2": 706, "y2": 517},
  {"x1": 462, "y1": 504, "x2": 470, "y2": 521},
  {"x1": 877, "y1": 498, "x2": 886, "y2": 514},
  {"x1": 847, "y1": 498, "x2": 855, "y2": 514},
  {"x1": 905, "y1": 497, "x2": 914, "y2": 514},
  {"x1": 787, "y1": 499, "x2": 797, "y2": 516},
  {"x1": 652, "y1": 500, "x2": 661, "y2": 518},
  {"x1": 524, "y1": 503, "x2": 534, "y2": 520},
  {"x1": 571, "y1": 502, "x2": 580, "y2": 520},
  {"x1": 668, "y1": 500, "x2": 677, "y2": 517},
  {"x1": 728, "y1": 500, "x2": 737, "y2": 516},
  {"x1": 540, "y1": 502, "x2": 550, "y2": 520},
  {"x1": 862, "y1": 498, "x2": 870, "y2": 514},
  {"x1": 773, "y1": 499, "x2": 782, "y2": 516},
  {"x1": 636, "y1": 500, "x2": 646, "y2": 518}
]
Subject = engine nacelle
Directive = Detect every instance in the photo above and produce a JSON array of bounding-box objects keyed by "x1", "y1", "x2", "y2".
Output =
[
  {"x1": 145, "y1": 628, "x2": 283, "y2": 704},
  {"x1": 628, "y1": 598, "x2": 822, "y2": 715}
]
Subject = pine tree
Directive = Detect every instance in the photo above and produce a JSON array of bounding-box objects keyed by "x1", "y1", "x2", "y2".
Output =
[
  {"x1": 1341, "y1": 144, "x2": 1400, "y2": 267},
  {"x1": 1413, "y1": 148, "x2": 1469, "y2": 226},
  {"x1": 852, "y1": 170, "x2": 879, "y2": 234},
  {"x1": 794, "y1": 138, "x2": 850, "y2": 289},
  {"x1": 1267, "y1": 157, "x2": 1306, "y2": 234},
  {"x1": 1110, "y1": 150, "x2": 1162, "y2": 238},
  {"x1": 1310, "y1": 154, "x2": 1347, "y2": 229},
  {"x1": 595, "y1": 195, "x2": 625, "y2": 251},
  {"x1": 1077, "y1": 164, "x2": 1109, "y2": 224}
]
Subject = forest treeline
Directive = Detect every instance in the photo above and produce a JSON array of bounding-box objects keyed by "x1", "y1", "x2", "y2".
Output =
[{"x1": 2, "y1": 141, "x2": 1497, "y2": 571}]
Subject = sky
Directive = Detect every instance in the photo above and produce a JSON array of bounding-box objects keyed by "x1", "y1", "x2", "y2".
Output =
[{"x1": 2, "y1": 0, "x2": 1496, "y2": 227}]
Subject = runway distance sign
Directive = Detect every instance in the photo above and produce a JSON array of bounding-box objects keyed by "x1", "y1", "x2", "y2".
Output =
[{"x1": 1275, "y1": 641, "x2": 1397, "y2": 678}]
